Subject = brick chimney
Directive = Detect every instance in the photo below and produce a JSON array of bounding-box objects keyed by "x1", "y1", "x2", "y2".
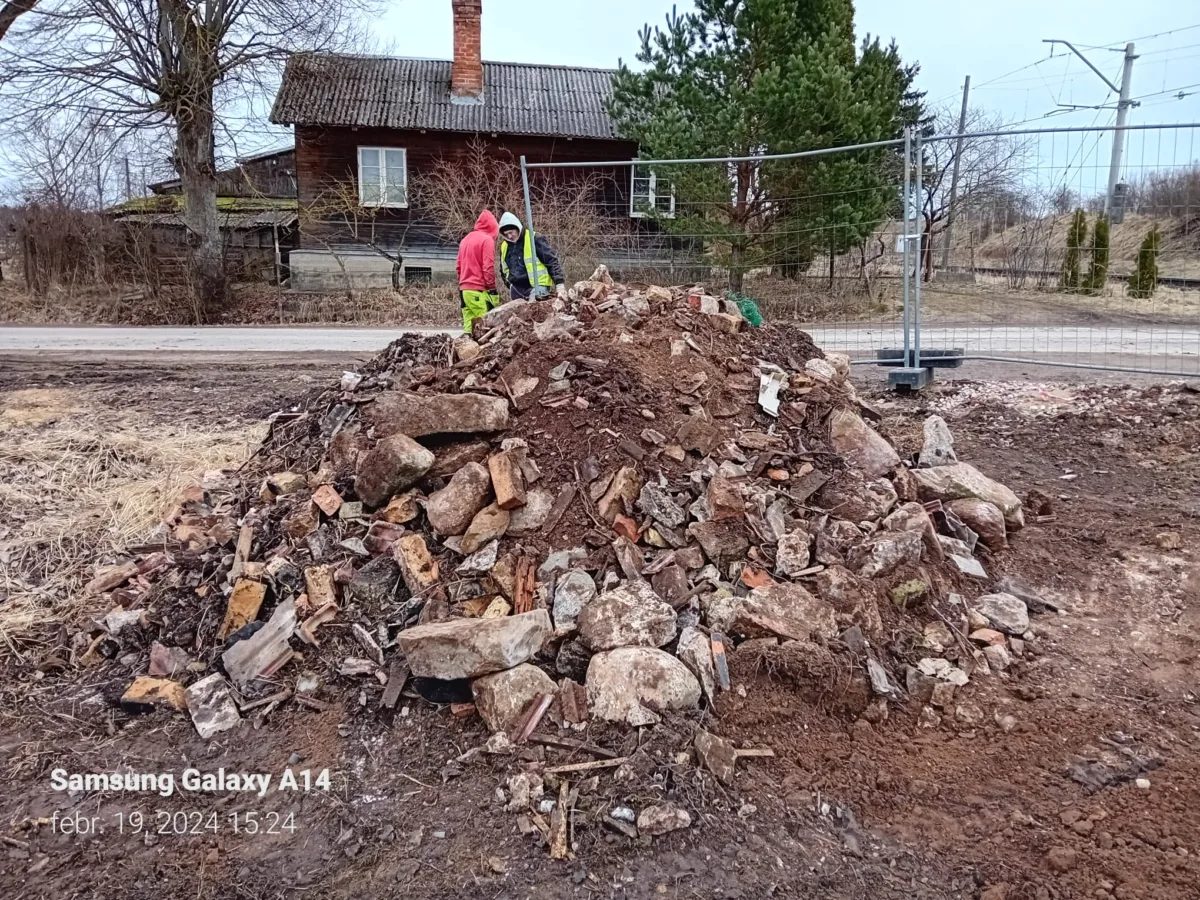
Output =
[{"x1": 450, "y1": 0, "x2": 484, "y2": 105}]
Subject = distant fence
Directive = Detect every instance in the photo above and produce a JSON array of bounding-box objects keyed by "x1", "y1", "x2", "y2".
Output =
[{"x1": 523, "y1": 121, "x2": 1200, "y2": 378}]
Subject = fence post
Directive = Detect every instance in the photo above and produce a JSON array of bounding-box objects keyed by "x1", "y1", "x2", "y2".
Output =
[
  {"x1": 913, "y1": 125, "x2": 923, "y2": 370},
  {"x1": 519, "y1": 155, "x2": 534, "y2": 237},
  {"x1": 901, "y1": 127, "x2": 912, "y2": 369}
]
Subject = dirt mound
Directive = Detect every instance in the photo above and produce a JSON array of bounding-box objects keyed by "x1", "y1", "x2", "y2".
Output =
[{"x1": 59, "y1": 271, "x2": 1030, "y2": 862}]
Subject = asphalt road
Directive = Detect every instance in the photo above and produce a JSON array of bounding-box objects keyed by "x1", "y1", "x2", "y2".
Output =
[{"x1": 2, "y1": 323, "x2": 1199, "y2": 358}]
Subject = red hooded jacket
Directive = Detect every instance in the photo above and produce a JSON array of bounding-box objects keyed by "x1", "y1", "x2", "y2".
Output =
[{"x1": 456, "y1": 210, "x2": 500, "y2": 292}]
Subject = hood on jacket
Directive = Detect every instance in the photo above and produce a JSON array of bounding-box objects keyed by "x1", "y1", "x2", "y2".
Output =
[
  {"x1": 473, "y1": 210, "x2": 499, "y2": 238},
  {"x1": 498, "y1": 212, "x2": 523, "y2": 236}
]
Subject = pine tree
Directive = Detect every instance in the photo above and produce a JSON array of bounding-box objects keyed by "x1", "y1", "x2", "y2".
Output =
[
  {"x1": 1085, "y1": 214, "x2": 1110, "y2": 295},
  {"x1": 1061, "y1": 208, "x2": 1087, "y2": 292},
  {"x1": 1128, "y1": 224, "x2": 1161, "y2": 299},
  {"x1": 608, "y1": 0, "x2": 919, "y2": 292}
]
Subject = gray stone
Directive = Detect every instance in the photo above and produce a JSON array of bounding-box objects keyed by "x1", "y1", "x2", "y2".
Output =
[
  {"x1": 456, "y1": 540, "x2": 499, "y2": 575},
  {"x1": 586, "y1": 647, "x2": 701, "y2": 726},
  {"x1": 814, "y1": 565, "x2": 869, "y2": 607},
  {"x1": 638, "y1": 483, "x2": 687, "y2": 528},
  {"x1": 882, "y1": 502, "x2": 944, "y2": 561},
  {"x1": 919, "y1": 415, "x2": 957, "y2": 467},
  {"x1": 426, "y1": 462, "x2": 492, "y2": 536},
  {"x1": 974, "y1": 593, "x2": 1030, "y2": 635},
  {"x1": 368, "y1": 391, "x2": 510, "y2": 439},
  {"x1": 710, "y1": 582, "x2": 838, "y2": 642},
  {"x1": 533, "y1": 313, "x2": 582, "y2": 342},
  {"x1": 911, "y1": 463, "x2": 1024, "y2": 531},
  {"x1": 830, "y1": 409, "x2": 900, "y2": 478},
  {"x1": 622, "y1": 295, "x2": 651, "y2": 317},
  {"x1": 507, "y1": 488, "x2": 553, "y2": 536},
  {"x1": 553, "y1": 570, "x2": 597, "y2": 632},
  {"x1": 849, "y1": 530, "x2": 924, "y2": 578},
  {"x1": 578, "y1": 581, "x2": 677, "y2": 651},
  {"x1": 186, "y1": 673, "x2": 241, "y2": 740},
  {"x1": 982, "y1": 643, "x2": 1012, "y2": 673},
  {"x1": 775, "y1": 530, "x2": 812, "y2": 578},
  {"x1": 395, "y1": 610, "x2": 552, "y2": 680},
  {"x1": 471, "y1": 664, "x2": 557, "y2": 733},
  {"x1": 949, "y1": 554, "x2": 988, "y2": 579},
  {"x1": 461, "y1": 503, "x2": 509, "y2": 555},
  {"x1": 816, "y1": 475, "x2": 897, "y2": 524},
  {"x1": 676, "y1": 626, "x2": 716, "y2": 705},
  {"x1": 946, "y1": 499, "x2": 1008, "y2": 551},
  {"x1": 555, "y1": 639, "x2": 592, "y2": 681},
  {"x1": 539, "y1": 547, "x2": 588, "y2": 578},
  {"x1": 355, "y1": 434, "x2": 435, "y2": 507},
  {"x1": 346, "y1": 555, "x2": 402, "y2": 604},
  {"x1": 637, "y1": 804, "x2": 692, "y2": 837}
]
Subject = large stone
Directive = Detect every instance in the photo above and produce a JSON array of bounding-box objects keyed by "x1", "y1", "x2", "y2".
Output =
[
  {"x1": 974, "y1": 593, "x2": 1030, "y2": 636},
  {"x1": 816, "y1": 475, "x2": 897, "y2": 524},
  {"x1": 637, "y1": 483, "x2": 687, "y2": 528},
  {"x1": 598, "y1": 467, "x2": 641, "y2": 524},
  {"x1": 676, "y1": 626, "x2": 716, "y2": 705},
  {"x1": 706, "y1": 477, "x2": 745, "y2": 522},
  {"x1": 775, "y1": 530, "x2": 812, "y2": 578},
  {"x1": 346, "y1": 555, "x2": 403, "y2": 605},
  {"x1": 586, "y1": 647, "x2": 701, "y2": 726},
  {"x1": 553, "y1": 569, "x2": 597, "y2": 632},
  {"x1": 694, "y1": 729, "x2": 737, "y2": 785},
  {"x1": 426, "y1": 462, "x2": 492, "y2": 536},
  {"x1": 849, "y1": 530, "x2": 924, "y2": 578},
  {"x1": 578, "y1": 581, "x2": 677, "y2": 651},
  {"x1": 710, "y1": 582, "x2": 838, "y2": 642},
  {"x1": 911, "y1": 463, "x2": 1024, "y2": 531},
  {"x1": 882, "y1": 502, "x2": 944, "y2": 562},
  {"x1": 830, "y1": 409, "x2": 900, "y2": 478},
  {"x1": 368, "y1": 391, "x2": 510, "y2": 439},
  {"x1": 429, "y1": 441, "x2": 490, "y2": 478},
  {"x1": 637, "y1": 804, "x2": 692, "y2": 837},
  {"x1": 471, "y1": 663, "x2": 557, "y2": 733},
  {"x1": 947, "y1": 499, "x2": 1008, "y2": 551},
  {"x1": 355, "y1": 434, "x2": 435, "y2": 508},
  {"x1": 814, "y1": 565, "x2": 869, "y2": 608},
  {"x1": 461, "y1": 503, "x2": 510, "y2": 555},
  {"x1": 688, "y1": 522, "x2": 750, "y2": 568},
  {"x1": 508, "y1": 488, "x2": 553, "y2": 536},
  {"x1": 395, "y1": 610, "x2": 552, "y2": 680},
  {"x1": 919, "y1": 416, "x2": 957, "y2": 467}
]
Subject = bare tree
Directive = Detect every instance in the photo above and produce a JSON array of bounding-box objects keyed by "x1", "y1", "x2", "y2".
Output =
[
  {"x1": 919, "y1": 107, "x2": 1029, "y2": 279},
  {"x1": 0, "y1": 0, "x2": 376, "y2": 319},
  {"x1": 0, "y1": 0, "x2": 37, "y2": 42}
]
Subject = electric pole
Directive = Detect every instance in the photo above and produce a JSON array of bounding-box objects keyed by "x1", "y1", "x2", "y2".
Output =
[
  {"x1": 124, "y1": 156, "x2": 132, "y2": 201},
  {"x1": 1043, "y1": 39, "x2": 1138, "y2": 217},
  {"x1": 939, "y1": 74, "x2": 970, "y2": 272}
]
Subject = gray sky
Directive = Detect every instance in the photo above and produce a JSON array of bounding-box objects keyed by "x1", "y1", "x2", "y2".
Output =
[{"x1": 375, "y1": 0, "x2": 1200, "y2": 128}]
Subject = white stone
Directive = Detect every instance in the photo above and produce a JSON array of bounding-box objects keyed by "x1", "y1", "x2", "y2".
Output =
[{"x1": 586, "y1": 647, "x2": 701, "y2": 726}]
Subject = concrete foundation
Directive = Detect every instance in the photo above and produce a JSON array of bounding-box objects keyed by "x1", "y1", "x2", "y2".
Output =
[{"x1": 289, "y1": 249, "x2": 458, "y2": 292}]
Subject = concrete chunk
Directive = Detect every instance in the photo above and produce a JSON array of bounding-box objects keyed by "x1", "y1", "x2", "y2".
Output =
[
  {"x1": 395, "y1": 610, "x2": 552, "y2": 680},
  {"x1": 368, "y1": 391, "x2": 510, "y2": 438}
]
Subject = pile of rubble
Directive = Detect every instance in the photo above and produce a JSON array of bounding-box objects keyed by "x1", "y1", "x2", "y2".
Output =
[{"x1": 77, "y1": 267, "x2": 1039, "y2": 847}]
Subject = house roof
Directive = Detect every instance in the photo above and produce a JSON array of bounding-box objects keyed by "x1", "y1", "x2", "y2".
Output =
[{"x1": 270, "y1": 54, "x2": 624, "y2": 141}]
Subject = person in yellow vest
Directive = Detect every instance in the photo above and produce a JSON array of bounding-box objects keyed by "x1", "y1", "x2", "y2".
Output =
[{"x1": 497, "y1": 212, "x2": 567, "y2": 301}]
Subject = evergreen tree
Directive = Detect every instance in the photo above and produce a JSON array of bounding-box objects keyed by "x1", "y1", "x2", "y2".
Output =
[
  {"x1": 1086, "y1": 214, "x2": 1110, "y2": 295},
  {"x1": 1128, "y1": 224, "x2": 1161, "y2": 299},
  {"x1": 1061, "y1": 208, "x2": 1087, "y2": 292},
  {"x1": 608, "y1": 0, "x2": 919, "y2": 292}
]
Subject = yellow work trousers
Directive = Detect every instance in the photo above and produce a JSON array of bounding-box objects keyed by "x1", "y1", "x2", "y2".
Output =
[{"x1": 460, "y1": 290, "x2": 501, "y2": 331}]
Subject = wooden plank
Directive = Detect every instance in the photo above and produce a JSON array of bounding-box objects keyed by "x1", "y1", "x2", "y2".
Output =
[
  {"x1": 511, "y1": 693, "x2": 553, "y2": 743},
  {"x1": 513, "y1": 555, "x2": 536, "y2": 615},
  {"x1": 711, "y1": 632, "x2": 732, "y2": 692},
  {"x1": 544, "y1": 756, "x2": 630, "y2": 775},
  {"x1": 380, "y1": 662, "x2": 410, "y2": 709}
]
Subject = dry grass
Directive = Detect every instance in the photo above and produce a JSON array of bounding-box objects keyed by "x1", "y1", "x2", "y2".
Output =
[{"x1": 0, "y1": 389, "x2": 263, "y2": 649}]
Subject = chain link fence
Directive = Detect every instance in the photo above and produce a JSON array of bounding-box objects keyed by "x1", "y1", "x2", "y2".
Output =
[{"x1": 522, "y1": 121, "x2": 1200, "y2": 381}]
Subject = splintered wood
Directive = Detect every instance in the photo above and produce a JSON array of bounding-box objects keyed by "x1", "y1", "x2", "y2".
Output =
[{"x1": 513, "y1": 556, "x2": 536, "y2": 614}]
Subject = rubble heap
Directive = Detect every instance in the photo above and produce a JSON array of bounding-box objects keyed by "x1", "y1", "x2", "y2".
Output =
[{"x1": 80, "y1": 267, "x2": 1035, "y2": 845}]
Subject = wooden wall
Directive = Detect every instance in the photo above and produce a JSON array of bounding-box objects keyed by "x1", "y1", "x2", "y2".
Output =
[{"x1": 295, "y1": 126, "x2": 641, "y2": 251}]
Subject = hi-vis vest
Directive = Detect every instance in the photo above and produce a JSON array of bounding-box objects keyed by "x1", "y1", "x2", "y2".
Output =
[{"x1": 501, "y1": 230, "x2": 553, "y2": 289}]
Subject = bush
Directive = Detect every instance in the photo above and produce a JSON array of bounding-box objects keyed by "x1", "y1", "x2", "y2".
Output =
[
  {"x1": 1128, "y1": 224, "x2": 1161, "y2": 299},
  {"x1": 1085, "y1": 213, "x2": 1110, "y2": 295},
  {"x1": 1061, "y1": 208, "x2": 1087, "y2": 292}
]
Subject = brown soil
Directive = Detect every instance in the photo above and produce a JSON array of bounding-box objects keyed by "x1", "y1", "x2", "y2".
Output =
[{"x1": 2, "y1": 354, "x2": 1199, "y2": 900}]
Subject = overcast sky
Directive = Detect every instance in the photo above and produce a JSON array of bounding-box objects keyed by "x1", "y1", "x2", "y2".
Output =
[{"x1": 375, "y1": 0, "x2": 1200, "y2": 128}]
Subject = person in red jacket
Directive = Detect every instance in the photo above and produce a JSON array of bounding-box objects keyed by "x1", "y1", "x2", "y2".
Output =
[{"x1": 456, "y1": 210, "x2": 501, "y2": 331}]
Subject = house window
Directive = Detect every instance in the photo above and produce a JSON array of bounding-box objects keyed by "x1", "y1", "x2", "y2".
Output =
[
  {"x1": 358, "y1": 147, "x2": 407, "y2": 207},
  {"x1": 630, "y1": 166, "x2": 675, "y2": 218},
  {"x1": 404, "y1": 266, "x2": 432, "y2": 285}
]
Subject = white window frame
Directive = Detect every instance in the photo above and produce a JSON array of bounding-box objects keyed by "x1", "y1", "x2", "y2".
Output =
[
  {"x1": 630, "y1": 166, "x2": 676, "y2": 219},
  {"x1": 357, "y1": 146, "x2": 408, "y2": 208}
]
